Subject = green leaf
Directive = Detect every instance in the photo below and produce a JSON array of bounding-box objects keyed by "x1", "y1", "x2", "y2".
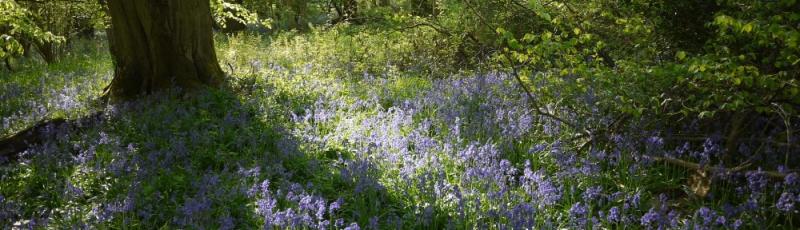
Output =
[
  {"x1": 741, "y1": 22, "x2": 754, "y2": 33},
  {"x1": 539, "y1": 12, "x2": 551, "y2": 21},
  {"x1": 676, "y1": 51, "x2": 686, "y2": 60},
  {"x1": 172, "y1": 174, "x2": 184, "y2": 183},
  {"x1": 508, "y1": 39, "x2": 521, "y2": 50},
  {"x1": 542, "y1": 32, "x2": 552, "y2": 40}
]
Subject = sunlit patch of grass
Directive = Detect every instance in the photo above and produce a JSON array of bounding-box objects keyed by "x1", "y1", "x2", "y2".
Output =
[{"x1": 0, "y1": 38, "x2": 112, "y2": 137}]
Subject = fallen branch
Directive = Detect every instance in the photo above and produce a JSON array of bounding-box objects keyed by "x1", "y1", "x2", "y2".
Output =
[
  {"x1": 0, "y1": 117, "x2": 69, "y2": 159},
  {"x1": 665, "y1": 135, "x2": 798, "y2": 148},
  {"x1": 0, "y1": 112, "x2": 103, "y2": 163},
  {"x1": 642, "y1": 155, "x2": 795, "y2": 179}
]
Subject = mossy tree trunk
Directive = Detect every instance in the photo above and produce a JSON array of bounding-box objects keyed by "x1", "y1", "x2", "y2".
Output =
[{"x1": 104, "y1": 0, "x2": 225, "y2": 103}]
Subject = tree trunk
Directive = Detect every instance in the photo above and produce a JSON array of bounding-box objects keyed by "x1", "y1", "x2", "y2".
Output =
[
  {"x1": 1, "y1": 0, "x2": 227, "y2": 161},
  {"x1": 282, "y1": 0, "x2": 308, "y2": 30},
  {"x1": 104, "y1": 0, "x2": 225, "y2": 103},
  {"x1": 3, "y1": 57, "x2": 10, "y2": 72},
  {"x1": 31, "y1": 39, "x2": 56, "y2": 64}
]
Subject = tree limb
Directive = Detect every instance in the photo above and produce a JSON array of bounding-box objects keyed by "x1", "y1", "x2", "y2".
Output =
[{"x1": 643, "y1": 155, "x2": 795, "y2": 179}]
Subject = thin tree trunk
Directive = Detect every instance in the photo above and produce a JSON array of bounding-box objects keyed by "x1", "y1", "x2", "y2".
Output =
[
  {"x1": 31, "y1": 39, "x2": 56, "y2": 64},
  {"x1": 3, "y1": 57, "x2": 10, "y2": 72}
]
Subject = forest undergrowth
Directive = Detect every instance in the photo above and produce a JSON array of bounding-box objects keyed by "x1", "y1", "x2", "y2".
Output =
[{"x1": 1, "y1": 24, "x2": 798, "y2": 229}]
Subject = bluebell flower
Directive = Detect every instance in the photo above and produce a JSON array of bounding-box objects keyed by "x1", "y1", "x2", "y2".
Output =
[
  {"x1": 330, "y1": 198, "x2": 343, "y2": 214},
  {"x1": 582, "y1": 186, "x2": 604, "y2": 204},
  {"x1": 732, "y1": 219, "x2": 743, "y2": 229},
  {"x1": 784, "y1": 173, "x2": 799, "y2": 188},
  {"x1": 715, "y1": 216, "x2": 726, "y2": 226},
  {"x1": 607, "y1": 206, "x2": 621, "y2": 223},
  {"x1": 746, "y1": 169, "x2": 768, "y2": 198},
  {"x1": 632, "y1": 191, "x2": 642, "y2": 208},
  {"x1": 368, "y1": 215, "x2": 380, "y2": 229},
  {"x1": 640, "y1": 207, "x2": 664, "y2": 228},
  {"x1": 644, "y1": 135, "x2": 664, "y2": 156},
  {"x1": 319, "y1": 220, "x2": 330, "y2": 229},
  {"x1": 695, "y1": 206, "x2": 716, "y2": 226},
  {"x1": 775, "y1": 192, "x2": 796, "y2": 212},
  {"x1": 568, "y1": 202, "x2": 589, "y2": 227}
]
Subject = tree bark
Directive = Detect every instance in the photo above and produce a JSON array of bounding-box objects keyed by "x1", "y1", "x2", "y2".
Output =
[{"x1": 104, "y1": 0, "x2": 226, "y2": 103}]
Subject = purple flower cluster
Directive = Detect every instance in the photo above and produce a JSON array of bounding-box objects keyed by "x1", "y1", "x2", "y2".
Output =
[
  {"x1": 0, "y1": 195, "x2": 23, "y2": 226},
  {"x1": 3, "y1": 53, "x2": 799, "y2": 229},
  {"x1": 250, "y1": 179, "x2": 346, "y2": 229},
  {"x1": 291, "y1": 72, "x2": 578, "y2": 228}
]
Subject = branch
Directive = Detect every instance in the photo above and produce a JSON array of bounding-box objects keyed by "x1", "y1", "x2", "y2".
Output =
[
  {"x1": 0, "y1": 112, "x2": 103, "y2": 163},
  {"x1": 665, "y1": 135, "x2": 799, "y2": 148},
  {"x1": 393, "y1": 22, "x2": 452, "y2": 37},
  {"x1": 643, "y1": 155, "x2": 795, "y2": 179},
  {"x1": 0, "y1": 117, "x2": 69, "y2": 159},
  {"x1": 461, "y1": 0, "x2": 495, "y2": 32},
  {"x1": 462, "y1": 0, "x2": 596, "y2": 149}
]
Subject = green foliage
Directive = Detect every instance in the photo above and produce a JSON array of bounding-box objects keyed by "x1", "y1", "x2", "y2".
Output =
[
  {"x1": 481, "y1": 0, "x2": 799, "y2": 172},
  {"x1": 626, "y1": 0, "x2": 800, "y2": 118},
  {"x1": 641, "y1": 0, "x2": 723, "y2": 52},
  {"x1": 482, "y1": 0, "x2": 799, "y2": 118},
  {"x1": 0, "y1": 1, "x2": 64, "y2": 62},
  {"x1": 211, "y1": 0, "x2": 269, "y2": 29},
  {"x1": 1, "y1": 0, "x2": 106, "y2": 64}
]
